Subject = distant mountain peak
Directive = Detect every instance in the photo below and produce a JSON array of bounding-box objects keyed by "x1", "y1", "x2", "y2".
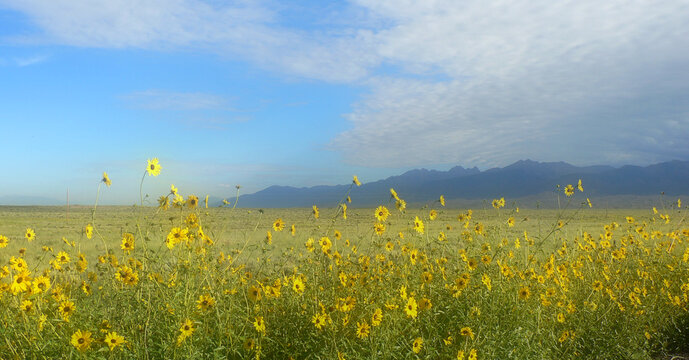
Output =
[{"x1": 224, "y1": 160, "x2": 689, "y2": 208}]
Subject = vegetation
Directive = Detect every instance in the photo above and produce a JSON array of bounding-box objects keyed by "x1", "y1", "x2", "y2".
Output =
[{"x1": 0, "y1": 160, "x2": 688, "y2": 359}]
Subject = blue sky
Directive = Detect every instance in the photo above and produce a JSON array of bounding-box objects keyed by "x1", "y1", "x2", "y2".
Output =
[{"x1": 1, "y1": 1, "x2": 688, "y2": 205}]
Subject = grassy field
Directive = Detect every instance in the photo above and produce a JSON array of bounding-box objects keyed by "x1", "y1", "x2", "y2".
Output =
[{"x1": 1, "y1": 186, "x2": 688, "y2": 359}]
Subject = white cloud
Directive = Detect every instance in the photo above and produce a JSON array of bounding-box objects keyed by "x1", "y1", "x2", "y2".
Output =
[
  {"x1": 13, "y1": 54, "x2": 48, "y2": 66},
  {"x1": 331, "y1": 0, "x2": 689, "y2": 167},
  {"x1": 121, "y1": 89, "x2": 250, "y2": 129},
  {"x1": 0, "y1": 0, "x2": 379, "y2": 81},
  {"x1": 4, "y1": 0, "x2": 689, "y2": 167},
  {"x1": 0, "y1": 54, "x2": 48, "y2": 66},
  {"x1": 122, "y1": 89, "x2": 231, "y2": 110}
]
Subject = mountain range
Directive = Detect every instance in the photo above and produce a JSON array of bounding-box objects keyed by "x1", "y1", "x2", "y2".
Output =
[{"x1": 226, "y1": 160, "x2": 689, "y2": 208}]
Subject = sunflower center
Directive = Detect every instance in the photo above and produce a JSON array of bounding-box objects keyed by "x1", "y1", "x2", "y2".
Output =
[
  {"x1": 78, "y1": 338, "x2": 85, "y2": 344},
  {"x1": 150, "y1": 164, "x2": 155, "y2": 170},
  {"x1": 16, "y1": 277, "x2": 23, "y2": 283}
]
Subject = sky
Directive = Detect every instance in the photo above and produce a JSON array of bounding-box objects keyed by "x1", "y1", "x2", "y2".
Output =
[{"x1": 1, "y1": 0, "x2": 688, "y2": 205}]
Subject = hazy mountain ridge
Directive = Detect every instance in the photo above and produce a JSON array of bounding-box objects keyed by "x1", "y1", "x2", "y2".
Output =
[{"x1": 228, "y1": 160, "x2": 689, "y2": 208}]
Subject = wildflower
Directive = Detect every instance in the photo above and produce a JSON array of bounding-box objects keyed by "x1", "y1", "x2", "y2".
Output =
[
  {"x1": 440, "y1": 195, "x2": 445, "y2": 206},
  {"x1": 418, "y1": 298, "x2": 432, "y2": 311},
  {"x1": 265, "y1": 231, "x2": 272, "y2": 245},
  {"x1": 396, "y1": 199, "x2": 406, "y2": 212},
  {"x1": 292, "y1": 277, "x2": 305, "y2": 295},
  {"x1": 197, "y1": 294, "x2": 216, "y2": 311},
  {"x1": 158, "y1": 195, "x2": 170, "y2": 210},
  {"x1": 146, "y1": 158, "x2": 161, "y2": 176},
  {"x1": 371, "y1": 308, "x2": 383, "y2": 326},
  {"x1": 353, "y1": 175, "x2": 361, "y2": 186},
  {"x1": 253, "y1": 316, "x2": 266, "y2": 335},
  {"x1": 374, "y1": 223, "x2": 386, "y2": 236},
  {"x1": 474, "y1": 222, "x2": 484, "y2": 235},
  {"x1": 319, "y1": 237, "x2": 332, "y2": 254},
  {"x1": 20, "y1": 299, "x2": 33, "y2": 312},
  {"x1": 518, "y1": 286, "x2": 531, "y2": 300},
  {"x1": 115, "y1": 266, "x2": 138, "y2": 286},
  {"x1": 405, "y1": 297, "x2": 418, "y2": 318},
  {"x1": 25, "y1": 228, "x2": 35, "y2": 242},
  {"x1": 409, "y1": 249, "x2": 418, "y2": 265},
  {"x1": 291, "y1": 224, "x2": 296, "y2": 236},
  {"x1": 243, "y1": 338, "x2": 256, "y2": 350},
  {"x1": 559, "y1": 330, "x2": 570, "y2": 343},
  {"x1": 248, "y1": 285, "x2": 262, "y2": 301},
  {"x1": 204, "y1": 194, "x2": 209, "y2": 208},
  {"x1": 482, "y1": 273, "x2": 492, "y2": 291},
  {"x1": 564, "y1": 184, "x2": 574, "y2": 197},
  {"x1": 412, "y1": 337, "x2": 423, "y2": 354},
  {"x1": 429, "y1": 209, "x2": 438, "y2": 220},
  {"x1": 59, "y1": 300, "x2": 75, "y2": 321},
  {"x1": 413, "y1": 216, "x2": 425, "y2": 234},
  {"x1": 38, "y1": 314, "x2": 47, "y2": 331},
  {"x1": 557, "y1": 313, "x2": 565, "y2": 323},
  {"x1": 356, "y1": 321, "x2": 370, "y2": 339},
  {"x1": 81, "y1": 281, "x2": 91, "y2": 295},
  {"x1": 121, "y1": 233, "x2": 135, "y2": 253},
  {"x1": 32, "y1": 275, "x2": 51, "y2": 293},
  {"x1": 468, "y1": 349, "x2": 478, "y2": 360},
  {"x1": 0, "y1": 234, "x2": 8, "y2": 248},
  {"x1": 577, "y1": 179, "x2": 584, "y2": 192},
  {"x1": 385, "y1": 241, "x2": 394, "y2": 251},
  {"x1": 56, "y1": 251, "x2": 70, "y2": 264},
  {"x1": 76, "y1": 253, "x2": 88, "y2": 273},
  {"x1": 390, "y1": 188, "x2": 399, "y2": 200},
  {"x1": 101, "y1": 172, "x2": 112, "y2": 187},
  {"x1": 166, "y1": 227, "x2": 188, "y2": 249},
  {"x1": 273, "y1": 218, "x2": 285, "y2": 232},
  {"x1": 587, "y1": 198, "x2": 592, "y2": 208},
  {"x1": 71, "y1": 330, "x2": 92, "y2": 352},
  {"x1": 467, "y1": 258, "x2": 478, "y2": 271},
  {"x1": 187, "y1": 195, "x2": 199, "y2": 209},
  {"x1": 312, "y1": 312, "x2": 328, "y2": 330},
  {"x1": 185, "y1": 213, "x2": 199, "y2": 228},
  {"x1": 178, "y1": 319, "x2": 194, "y2": 344},
  {"x1": 375, "y1": 206, "x2": 390, "y2": 222},
  {"x1": 85, "y1": 224, "x2": 93, "y2": 239},
  {"x1": 507, "y1": 217, "x2": 515, "y2": 227},
  {"x1": 460, "y1": 326, "x2": 475, "y2": 340},
  {"x1": 104, "y1": 331, "x2": 125, "y2": 351},
  {"x1": 312, "y1": 205, "x2": 320, "y2": 219},
  {"x1": 10, "y1": 256, "x2": 28, "y2": 271}
]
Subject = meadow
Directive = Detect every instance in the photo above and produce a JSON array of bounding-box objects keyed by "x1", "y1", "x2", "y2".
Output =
[{"x1": 0, "y1": 164, "x2": 688, "y2": 359}]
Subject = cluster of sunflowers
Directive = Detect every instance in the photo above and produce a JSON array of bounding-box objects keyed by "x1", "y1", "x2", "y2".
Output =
[{"x1": 0, "y1": 160, "x2": 688, "y2": 359}]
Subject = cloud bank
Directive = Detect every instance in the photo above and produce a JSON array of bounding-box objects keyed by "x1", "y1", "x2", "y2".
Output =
[{"x1": 3, "y1": 0, "x2": 688, "y2": 167}]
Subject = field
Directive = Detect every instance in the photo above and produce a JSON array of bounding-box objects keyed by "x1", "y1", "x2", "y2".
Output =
[{"x1": 1, "y1": 177, "x2": 688, "y2": 359}]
